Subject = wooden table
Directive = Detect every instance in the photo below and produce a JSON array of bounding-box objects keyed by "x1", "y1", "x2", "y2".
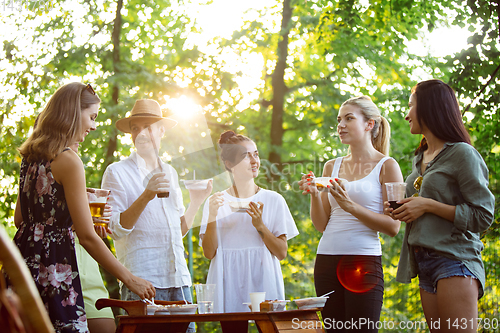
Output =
[{"x1": 96, "y1": 299, "x2": 325, "y2": 333}]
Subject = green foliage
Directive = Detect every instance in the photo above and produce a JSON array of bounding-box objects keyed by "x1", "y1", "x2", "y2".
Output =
[
  {"x1": 446, "y1": 0, "x2": 500, "y2": 240},
  {"x1": 1, "y1": 1, "x2": 499, "y2": 331}
]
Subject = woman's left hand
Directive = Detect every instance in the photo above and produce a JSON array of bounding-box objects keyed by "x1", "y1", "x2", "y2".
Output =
[
  {"x1": 392, "y1": 196, "x2": 429, "y2": 223},
  {"x1": 328, "y1": 179, "x2": 354, "y2": 212},
  {"x1": 247, "y1": 201, "x2": 264, "y2": 229}
]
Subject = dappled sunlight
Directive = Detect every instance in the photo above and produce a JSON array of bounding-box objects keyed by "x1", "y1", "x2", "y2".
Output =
[{"x1": 0, "y1": 1, "x2": 498, "y2": 330}]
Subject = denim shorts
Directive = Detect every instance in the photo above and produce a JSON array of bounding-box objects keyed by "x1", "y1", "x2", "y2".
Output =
[{"x1": 413, "y1": 246, "x2": 481, "y2": 297}]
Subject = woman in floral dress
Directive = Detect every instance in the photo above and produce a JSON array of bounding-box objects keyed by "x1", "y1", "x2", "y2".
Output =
[{"x1": 13, "y1": 82, "x2": 156, "y2": 333}]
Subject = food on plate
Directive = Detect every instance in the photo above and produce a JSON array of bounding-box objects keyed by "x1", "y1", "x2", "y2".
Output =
[
  {"x1": 154, "y1": 303, "x2": 198, "y2": 315},
  {"x1": 313, "y1": 177, "x2": 348, "y2": 192},
  {"x1": 228, "y1": 201, "x2": 252, "y2": 212},
  {"x1": 294, "y1": 296, "x2": 328, "y2": 310},
  {"x1": 312, "y1": 177, "x2": 333, "y2": 191},
  {"x1": 259, "y1": 299, "x2": 288, "y2": 312}
]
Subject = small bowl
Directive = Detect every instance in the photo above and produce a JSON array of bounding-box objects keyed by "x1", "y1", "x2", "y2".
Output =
[
  {"x1": 146, "y1": 304, "x2": 159, "y2": 315},
  {"x1": 182, "y1": 179, "x2": 212, "y2": 191},
  {"x1": 294, "y1": 296, "x2": 328, "y2": 310},
  {"x1": 228, "y1": 201, "x2": 251, "y2": 213},
  {"x1": 270, "y1": 300, "x2": 288, "y2": 311}
]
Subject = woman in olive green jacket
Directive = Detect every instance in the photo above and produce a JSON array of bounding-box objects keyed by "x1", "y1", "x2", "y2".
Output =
[{"x1": 386, "y1": 79, "x2": 495, "y2": 333}]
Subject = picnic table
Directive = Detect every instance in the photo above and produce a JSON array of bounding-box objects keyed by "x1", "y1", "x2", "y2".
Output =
[{"x1": 96, "y1": 299, "x2": 325, "y2": 333}]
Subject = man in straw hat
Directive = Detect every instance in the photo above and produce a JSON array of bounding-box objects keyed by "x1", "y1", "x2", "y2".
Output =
[{"x1": 102, "y1": 99, "x2": 211, "y2": 325}]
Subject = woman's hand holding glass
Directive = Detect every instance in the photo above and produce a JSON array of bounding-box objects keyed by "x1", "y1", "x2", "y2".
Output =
[
  {"x1": 384, "y1": 196, "x2": 430, "y2": 223},
  {"x1": 87, "y1": 188, "x2": 112, "y2": 237},
  {"x1": 93, "y1": 203, "x2": 112, "y2": 237}
]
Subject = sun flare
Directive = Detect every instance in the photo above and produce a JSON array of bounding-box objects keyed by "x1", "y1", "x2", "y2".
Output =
[{"x1": 163, "y1": 95, "x2": 201, "y2": 120}]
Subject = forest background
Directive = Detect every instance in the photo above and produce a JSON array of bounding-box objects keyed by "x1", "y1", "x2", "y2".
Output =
[{"x1": 0, "y1": 0, "x2": 499, "y2": 332}]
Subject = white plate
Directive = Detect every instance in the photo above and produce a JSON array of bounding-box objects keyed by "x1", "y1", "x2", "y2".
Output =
[
  {"x1": 168, "y1": 304, "x2": 198, "y2": 315},
  {"x1": 228, "y1": 201, "x2": 251, "y2": 213},
  {"x1": 294, "y1": 297, "x2": 328, "y2": 310},
  {"x1": 312, "y1": 177, "x2": 333, "y2": 192},
  {"x1": 313, "y1": 177, "x2": 347, "y2": 192}
]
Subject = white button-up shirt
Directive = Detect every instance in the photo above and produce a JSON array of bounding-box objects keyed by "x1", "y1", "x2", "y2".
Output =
[{"x1": 102, "y1": 151, "x2": 191, "y2": 288}]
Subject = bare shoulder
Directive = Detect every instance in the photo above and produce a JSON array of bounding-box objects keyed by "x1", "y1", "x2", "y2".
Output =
[
  {"x1": 51, "y1": 149, "x2": 84, "y2": 183},
  {"x1": 381, "y1": 157, "x2": 401, "y2": 170},
  {"x1": 322, "y1": 158, "x2": 338, "y2": 177},
  {"x1": 380, "y1": 157, "x2": 403, "y2": 182}
]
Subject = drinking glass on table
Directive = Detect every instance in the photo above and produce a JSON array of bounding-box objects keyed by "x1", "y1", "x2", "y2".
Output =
[
  {"x1": 195, "y1": 284, "x2": 216, "y2": 314},
  {"x1": 87, "y1": 188, "x2": 111, "y2": 227}
]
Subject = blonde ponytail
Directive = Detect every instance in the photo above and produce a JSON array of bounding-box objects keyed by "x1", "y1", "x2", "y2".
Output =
[{"x1": 372, "y1": 116, "x2": 390, "y2": 155}]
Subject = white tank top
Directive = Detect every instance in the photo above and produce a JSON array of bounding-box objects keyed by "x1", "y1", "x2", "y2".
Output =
[{"x1": 316, "y1": 156, "x2": 392, "y2": 256}]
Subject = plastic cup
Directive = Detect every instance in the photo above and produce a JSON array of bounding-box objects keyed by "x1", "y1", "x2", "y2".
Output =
[
  {"x1": 385, "y1": 182, "x2": 407, "y2": 210},
  {"x1": 195, "y1": 284, "x2": 216, "y2": 314},
  {"x1": 88, "y1": 189, "x2": 110, "y2": 227},
  {"x1": 249, "y1": 292, "x2": 266, "y2": 312}
]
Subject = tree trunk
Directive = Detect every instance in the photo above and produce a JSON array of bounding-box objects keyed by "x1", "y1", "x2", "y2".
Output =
[
  {"x1": 269, "y1": 0, "x2": 292, "y2": 175},
  {"x1": 100, "y1": 0, "x2": 123, "y2": 313},
  {"x1": 103, "y1": 0, "x2": 122, "y2": 173}
]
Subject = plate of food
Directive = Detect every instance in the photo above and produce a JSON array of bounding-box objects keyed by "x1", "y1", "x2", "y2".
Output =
[
  {"x1": 154, "y1": 305, "x2": 171, "y2": 315},
  {"x1": 313, "y1": 177, "x2": 347, "y2": 192},
  {"x1": 155, "y1": 304, "x2": 198, "y2": 315},
  {"x1": 294, "y1": 296, "x2": 328, "y2": 310},
  {"x1": 244, "y1": 300, "x2": 289, "y2": 312},
  {"x1": 228, "y1": 201, "x2": 251, "y2": 213}
]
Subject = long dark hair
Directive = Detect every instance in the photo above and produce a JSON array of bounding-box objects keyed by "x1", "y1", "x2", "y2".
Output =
[{"x1": 412, "y1": 79, "x2": 471, "y2": 155}]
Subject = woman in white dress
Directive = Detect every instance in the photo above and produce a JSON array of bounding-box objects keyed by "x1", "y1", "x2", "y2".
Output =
[{"x1": 200, "y1": 131, "x2": 299, "y2": 319}]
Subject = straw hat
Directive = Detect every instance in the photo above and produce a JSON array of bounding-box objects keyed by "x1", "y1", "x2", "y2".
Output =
[{"x1": 115, "y1": 99, "x2": 177, "y2": 133}]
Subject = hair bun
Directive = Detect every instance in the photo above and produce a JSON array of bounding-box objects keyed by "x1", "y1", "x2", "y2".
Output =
[{"x1": 218, "y1": 130, "x2": 237, "y2": 145}]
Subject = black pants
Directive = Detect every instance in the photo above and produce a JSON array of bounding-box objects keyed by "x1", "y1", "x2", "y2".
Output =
[{"x1": 314, "y1": 254, "x2": 384, "y2": 333}]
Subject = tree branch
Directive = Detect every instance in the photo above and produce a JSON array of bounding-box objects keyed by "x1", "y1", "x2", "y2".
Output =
[{"x1": 286, "y1": 70, "x2": 338, "y2": 94}]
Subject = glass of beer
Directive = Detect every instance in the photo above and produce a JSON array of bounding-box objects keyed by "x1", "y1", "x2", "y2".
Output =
[{"x1": 88, "y1": 189, "x2": 111, "y2": 227}]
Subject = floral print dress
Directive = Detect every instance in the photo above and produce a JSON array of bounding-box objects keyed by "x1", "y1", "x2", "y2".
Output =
[{"x1": 14, "y1": 155, "x2": 88, "y2": 333}]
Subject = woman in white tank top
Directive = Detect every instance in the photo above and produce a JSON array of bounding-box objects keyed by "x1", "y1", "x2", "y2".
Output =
[{"x1": 299, "y1": 96, "x2": 403, "y2": 333}]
